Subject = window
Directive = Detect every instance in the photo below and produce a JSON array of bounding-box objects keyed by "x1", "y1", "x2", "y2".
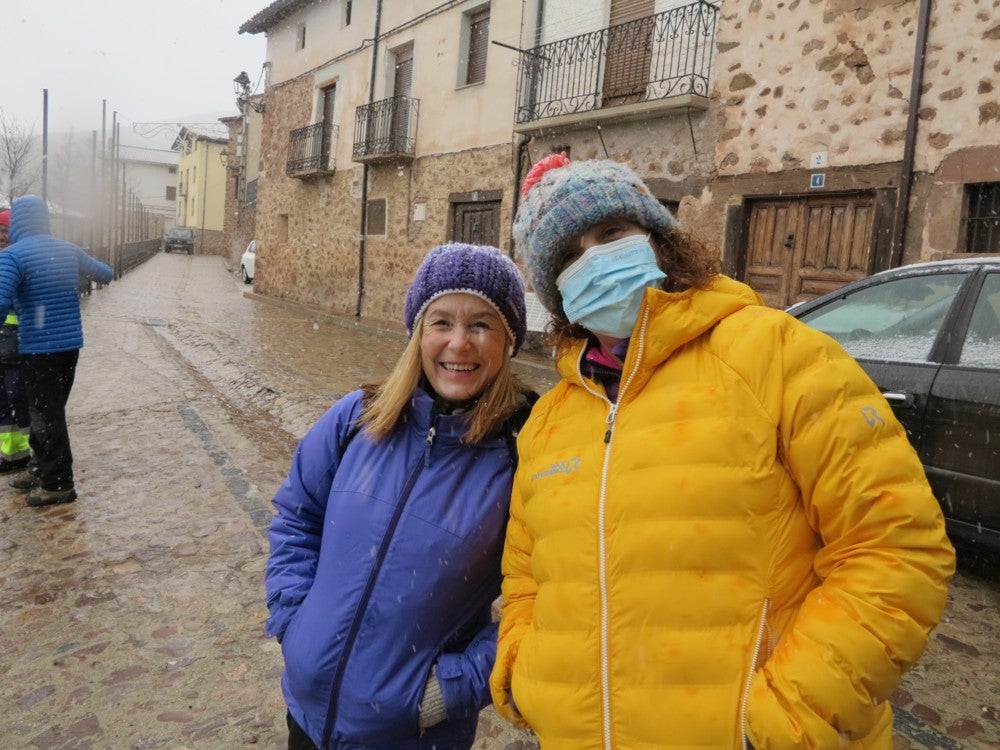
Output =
[
  {"x1": 366, "y1": 199, "x2": 387, "y2": 235},
  {"x1": 296, "y1": 23, "x2": 307, "y2": 50},
  {"x1": 464, "y1": 7, "x2": 490, "y2": 85},
  {"x1": 796, "y1": 272, "x2": 967, "y2": 363},
  {"x1": 168, "y1": 166, "x2": 177, "y2": 174},
  {"x1": 344, "y1": 0, "x2": 352, "y2": 26},
  {"x1": 166, "y1": 186, "x2": 176, "y2": 201},
  {"x1": 965, "y1": 182, "x2": 1000, "y2": 253},
  {"x1": 959, "y1": 272, "x2": 1000, "y2": 367}
]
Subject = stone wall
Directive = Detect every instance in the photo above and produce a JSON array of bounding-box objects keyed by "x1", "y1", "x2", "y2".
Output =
[{"x1": 254, "y1": 76, "x2": 519, "y2": 324}]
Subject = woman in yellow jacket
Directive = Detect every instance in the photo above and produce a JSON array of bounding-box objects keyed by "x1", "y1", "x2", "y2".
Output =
[{"x1": 489, "y1": 155, "x2": 955, "y2": 750}]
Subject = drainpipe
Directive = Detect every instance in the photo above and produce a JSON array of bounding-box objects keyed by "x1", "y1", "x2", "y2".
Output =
[
  {"x1": 890, "y1": 0, "x2": 932, "y2": 267},
  {"x1": 511, "y1": 135, "x2": 532, "y2": 258},
  {"x1": 200, "y1": 139, "x2": 209, "y2": 254},
  {"x1": 356, "y1": 0, "x2": 384, "y2": 318}
]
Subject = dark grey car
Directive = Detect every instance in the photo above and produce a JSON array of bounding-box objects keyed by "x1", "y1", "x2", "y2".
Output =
[
  {"x1": 788, "y1": 257, "x2": 1000, "y2": 553},
  {"x1": 163, "y1": 227, "x2": 194, "y2": 254}
]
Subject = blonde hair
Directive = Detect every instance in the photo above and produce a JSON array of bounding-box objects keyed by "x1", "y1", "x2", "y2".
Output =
[{"x1": 357, "y1": 313, "x2": 528, "y2": 445}]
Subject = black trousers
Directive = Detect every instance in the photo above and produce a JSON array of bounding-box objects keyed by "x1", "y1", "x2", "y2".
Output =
[
  {"x1": 23, "y1": 350, "x2": 79, "y2": 491},
  {"x1": 287, "y1": 712, "x2": 319, "y2": 750}
]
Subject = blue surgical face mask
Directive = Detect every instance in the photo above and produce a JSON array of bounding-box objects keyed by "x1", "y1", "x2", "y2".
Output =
[{"x1": 556, "y1": 234, "x2": 667, "y2": 338}]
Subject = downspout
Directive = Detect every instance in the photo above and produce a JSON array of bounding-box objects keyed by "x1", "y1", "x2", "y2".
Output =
[
  {"x1": 511, "y1": 135, "x2": 532, "y2": 258},
  {"x1": 889, "y1": 0, "x2": 932, "y2": 267},
  {"x1": 509, "y1": 0, "x2": 545, "y2": 259},
  {"x1": 200, "y1": 139, "x2": 209, "y2": 254},
  {"x1": 356, "y1": 0, "x2": 384, "y2": 317}
]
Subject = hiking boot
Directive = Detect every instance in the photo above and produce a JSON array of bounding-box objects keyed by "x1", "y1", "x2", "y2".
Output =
[
  {"x1": 8, "y1": 471, "x2": 41, "y2": 491},
  {"x1": 27, "y1": 487, "x2": 77, "y2": 507},
  {"x1": 0, "y1": 456, "x2": 30, "y2": 474}
]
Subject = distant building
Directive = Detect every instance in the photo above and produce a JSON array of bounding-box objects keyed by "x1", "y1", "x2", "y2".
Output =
[
  {"x1": 172, "y1": 124, "x2": 229, "y2": 254},
  {"x1": 118, "y1": 142, "x2": 179, "y2": 223}
]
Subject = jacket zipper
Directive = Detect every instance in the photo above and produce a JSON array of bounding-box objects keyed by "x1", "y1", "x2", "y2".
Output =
[
  {"x1": 580, "y1": 310, "x2": 650, "y2": 750},
  {"x1": 740, "y1": 598, "x2": 770, "y2": 750},
  {"x1": 320, "y1": 419, "x2": 437, "y2": 747}
]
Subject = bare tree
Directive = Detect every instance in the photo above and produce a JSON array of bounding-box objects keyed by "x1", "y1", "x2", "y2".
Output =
[{"x1": 0, "y1": 109, "x2": 40, "y2": 207}]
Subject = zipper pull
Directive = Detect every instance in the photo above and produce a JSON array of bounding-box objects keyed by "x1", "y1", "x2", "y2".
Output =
[
  {"x1": 424, "y1": 424, "x2": 437, "y2": 467},
  {"x1": 604, "y1": 404, "x2": 618, "y2": 444}
]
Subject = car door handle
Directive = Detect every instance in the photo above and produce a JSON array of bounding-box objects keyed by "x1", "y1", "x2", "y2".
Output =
[{"x1": 882, "y1": 391, "x2": 914, "y2": 407}]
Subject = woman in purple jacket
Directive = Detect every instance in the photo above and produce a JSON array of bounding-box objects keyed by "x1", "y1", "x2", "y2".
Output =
[{"x1": 266, "y1": 243, "x2": 535, "y2": 750}]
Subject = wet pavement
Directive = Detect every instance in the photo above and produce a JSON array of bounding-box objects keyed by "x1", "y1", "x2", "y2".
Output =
[{"x1": 0, "y1": 253, "x2": 996, "y2": 749}]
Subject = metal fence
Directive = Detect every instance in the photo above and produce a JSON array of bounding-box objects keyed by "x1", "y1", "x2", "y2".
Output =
[
  {"x1": 353, "y1": 96, "x2": 419, "y2": 159},
  {"x1": 286, "y1": 122, "x2": 338, "y2": 176},
  {"x1": 515, "y1": 0, "x2": 719, "y2": 124}
]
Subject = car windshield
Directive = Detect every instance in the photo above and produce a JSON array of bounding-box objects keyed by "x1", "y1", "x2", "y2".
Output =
[
  {"x1": 168, "y1": 228, "x2": 194, "y2": 238},
  {"x1": 796, "y1": 272, "x2": 968, "y2": 362}
]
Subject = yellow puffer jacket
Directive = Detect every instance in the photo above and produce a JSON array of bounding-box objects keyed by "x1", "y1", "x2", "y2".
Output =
[{"x1": 491, "y1": 276, "x2": 954, "y2": 750}]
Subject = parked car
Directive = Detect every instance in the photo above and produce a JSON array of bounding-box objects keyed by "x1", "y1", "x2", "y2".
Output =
[
  {"x1": 240, "y1": 240, "x2": 256, "y2": 284},
  {"x1": 788, "y1": 257, "x2": 1000, "y2": 553},
  {"x1": 163, "y1": 227, "x2": 195, "y2": 254}
]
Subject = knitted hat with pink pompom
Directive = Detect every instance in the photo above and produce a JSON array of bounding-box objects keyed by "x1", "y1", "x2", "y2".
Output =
[{"x1": 514, "y1": 154, "x2": 677, "y2": 317}]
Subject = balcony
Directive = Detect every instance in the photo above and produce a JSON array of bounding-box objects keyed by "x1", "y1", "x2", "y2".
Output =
[
  {"x1": 353, "y1": 96, "x2": 419, "y2": 164},
  {"x1": 513, "y1": 0, "x2": 719, "y2": 132},
  {"x1": 286, "y1": 122, "x2": 338, "y2": 178}
]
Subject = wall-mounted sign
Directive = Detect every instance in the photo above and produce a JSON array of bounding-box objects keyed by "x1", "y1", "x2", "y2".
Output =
[
  {"x1": 810, "y1": 151, "x2": 828, "y2": 168},
  {"x1": 810, "y1": 173, "x2": 826, "y2": 189}
]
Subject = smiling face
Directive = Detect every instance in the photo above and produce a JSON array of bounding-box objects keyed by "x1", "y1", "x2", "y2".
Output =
[{"x1": 419, "y1": 292, "x2": 508, "y2": 404}]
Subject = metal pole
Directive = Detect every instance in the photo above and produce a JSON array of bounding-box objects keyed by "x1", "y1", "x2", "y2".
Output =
[{"x1": 42, "y1": 89, "x2": 49, "y2": 202}]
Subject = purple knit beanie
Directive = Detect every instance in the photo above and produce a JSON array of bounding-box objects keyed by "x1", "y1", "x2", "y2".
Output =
[
  {"x1": 514, "y1": 155, "x2": 678, "y2": 317},
  {"x1": 404, "y1": 243, "x2": 527, "y2": 354}
]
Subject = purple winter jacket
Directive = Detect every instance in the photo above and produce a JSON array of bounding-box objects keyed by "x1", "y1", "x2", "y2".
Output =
[{"x1": 266, "y1": 387, "x2": 521, "y2": 750}]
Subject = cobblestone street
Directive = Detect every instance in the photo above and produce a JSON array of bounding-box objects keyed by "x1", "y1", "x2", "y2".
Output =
[{"x1": 0, "y1": 253, "x2": 996, "y2": 749}]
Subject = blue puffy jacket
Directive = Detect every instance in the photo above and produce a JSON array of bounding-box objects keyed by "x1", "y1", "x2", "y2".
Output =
[
  {"x1": 0, "y1": 195, "x2": 113, "y2": 354},
  {"x1": 266, "y1": 388, "x2": 522, "y2": 750}
]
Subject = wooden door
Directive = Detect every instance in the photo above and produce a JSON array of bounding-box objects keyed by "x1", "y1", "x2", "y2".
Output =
[
  {"x1": 453, "y1": 201, "x2": 500, "y2": 247},
  {"x1": 602, "y1": 0, "x2": 655, "y2": 107},
  {"x1": 744, "y1": 195, "x2": 875, "y2": 308}
]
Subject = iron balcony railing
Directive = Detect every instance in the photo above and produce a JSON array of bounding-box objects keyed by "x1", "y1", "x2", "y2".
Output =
[
  {"x1": 353, "y1": 96, "x2": 419, "y2": 162},
  {"x1": 286, "y1": 121, "x2": 338, "y2": 177},
  {"x1": 515, "y1": 0, "x2": 719, "y2": 124}
]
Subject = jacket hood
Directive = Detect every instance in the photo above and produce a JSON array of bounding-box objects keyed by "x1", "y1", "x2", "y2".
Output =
[
  {"x1": 557, "y1": 275, "x2": 763, "y2": 383},
  {"x1": 9, "y1": 196, "x2": 51, "y2": 243}
]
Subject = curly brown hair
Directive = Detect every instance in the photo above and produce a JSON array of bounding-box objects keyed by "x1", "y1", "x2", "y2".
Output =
[{"x1": 546, "y1": 226, "x2": 721, "y2": 351}]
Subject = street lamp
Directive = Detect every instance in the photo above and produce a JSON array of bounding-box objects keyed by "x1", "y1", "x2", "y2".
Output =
[
  {"x1": 234, "y1": 71, "x2": 265, "y2": 113},
  {"x1": 233, "y1": 71, "x2": 251, "y2": 98},
  {"x1": 219, "y1": 149, "x2": 230, "y2": 168}
]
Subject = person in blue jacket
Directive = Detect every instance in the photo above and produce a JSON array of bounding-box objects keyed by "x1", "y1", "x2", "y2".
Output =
[
  {"x1": 266, "y1": 242, "x2": 536, "y2": 750},
  {"x1": 0, "y1": 195, "x2": 114, "y2": 506},
  {"x1": 0, "y1": 208, "x2": 32, "y2": 474}
]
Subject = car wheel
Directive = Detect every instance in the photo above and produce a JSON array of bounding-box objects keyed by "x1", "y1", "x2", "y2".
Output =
[{"x1": 241, "y1": 266, "x2": 252, "y2": 284}]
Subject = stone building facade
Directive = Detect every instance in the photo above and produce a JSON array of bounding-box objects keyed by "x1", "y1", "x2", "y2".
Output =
[{"x1": 240, "y1": 0, "x2": 999, "y2": 321}]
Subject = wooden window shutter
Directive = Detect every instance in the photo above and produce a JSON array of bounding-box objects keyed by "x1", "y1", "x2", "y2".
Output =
[{"x1": 466, "y1": 9, "x2": 490, "y2": 85}]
